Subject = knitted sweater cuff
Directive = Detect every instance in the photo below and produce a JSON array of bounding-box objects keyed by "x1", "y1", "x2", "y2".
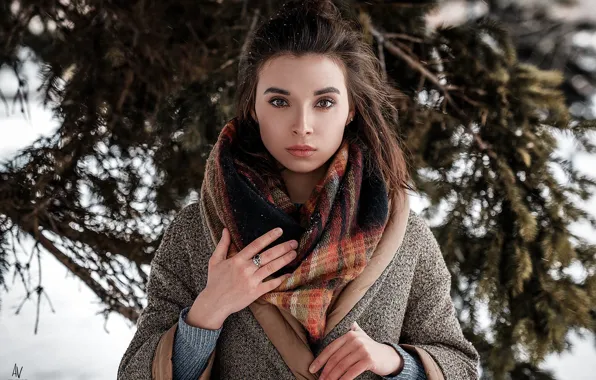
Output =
[
  {"x1": 382, "y1": 342, "x2": 428, "y2": 380},
  {"x1": 172, "y1": 306, "x2": 222, "y2": 380}
]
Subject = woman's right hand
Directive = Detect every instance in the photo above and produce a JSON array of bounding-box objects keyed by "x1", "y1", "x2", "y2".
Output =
[{"x1": 186, "y1": 227, "x2": 297, "y2": 329}]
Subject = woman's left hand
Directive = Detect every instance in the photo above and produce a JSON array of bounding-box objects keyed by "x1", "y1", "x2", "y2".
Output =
[{"x1": 308, "y1": 321, "x2": 403, "y2": 380}]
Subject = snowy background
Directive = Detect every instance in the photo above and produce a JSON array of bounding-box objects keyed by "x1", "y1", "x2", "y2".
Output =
[{"x1": 1, "y1": 52, "x2": 595, "y2": 379}]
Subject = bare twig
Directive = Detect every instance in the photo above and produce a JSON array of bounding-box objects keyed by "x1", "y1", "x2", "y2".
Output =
[
  {"x1": 369, "y1": 25, "x2": 452, "y2": 101},
  {"x1": 384, "y1": 32, "x2": 425, "y2": 44},
  {"x1": 20, "y1": 223, "x2": 140, "y2": 324}
]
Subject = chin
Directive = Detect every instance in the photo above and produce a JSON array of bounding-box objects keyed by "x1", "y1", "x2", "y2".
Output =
[
  {"x1": 279, "y1": 161, "x2": 321, "y2": 173},
  {"x1": 275, "y1": 153, "x2": 327, "y2": 174}
]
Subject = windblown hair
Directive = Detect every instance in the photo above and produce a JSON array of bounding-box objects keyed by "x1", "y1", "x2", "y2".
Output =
[{"x1": 234, "y1": 0, "x2": 414, "y2": 214}]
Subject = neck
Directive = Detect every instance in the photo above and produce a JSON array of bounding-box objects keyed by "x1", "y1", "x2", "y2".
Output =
[{"x1": 281, "y1": 162, "x2": 329, "y2": 204}]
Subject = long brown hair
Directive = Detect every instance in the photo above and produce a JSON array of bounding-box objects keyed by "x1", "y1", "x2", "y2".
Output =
[{"x1": 234, "y1": 0, "x2": 414, "y2": 215}]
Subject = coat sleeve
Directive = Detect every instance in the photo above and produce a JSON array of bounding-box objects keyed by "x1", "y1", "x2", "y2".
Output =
[
  {"x1": 398, "y1": 215, "x2": 480, "y2": 380},
  {"x1": 117, "y1": 204, "x2": 203, "y2": 380}
]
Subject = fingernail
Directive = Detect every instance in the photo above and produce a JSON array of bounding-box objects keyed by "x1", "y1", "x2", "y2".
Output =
[
  {"x1": 290, "y1": 240, "x2": 298, "y2": 249},
  {"x1": 276, "y1": 227, "x2": 283, "y2": 235}
]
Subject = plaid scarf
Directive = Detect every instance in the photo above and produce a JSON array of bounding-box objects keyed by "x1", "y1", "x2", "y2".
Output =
[{"x1": 200, "y1": 117, "x2": 390, "y2": 344}]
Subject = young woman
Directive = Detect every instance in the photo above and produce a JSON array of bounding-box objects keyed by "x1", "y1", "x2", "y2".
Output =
[{"x1": 118, "y1": 1, "x2": 479, "y2": 379}]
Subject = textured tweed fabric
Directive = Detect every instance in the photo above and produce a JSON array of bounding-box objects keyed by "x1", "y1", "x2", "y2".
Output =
[
  {"x1": 199, "y1": 117, "x2": 390, "y2": 344},
  {"x1": 117, "y1": 201, "x2": 479, "y2": 379}
]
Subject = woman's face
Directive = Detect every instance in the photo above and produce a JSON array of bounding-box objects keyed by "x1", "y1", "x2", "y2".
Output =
[{"x1": 253, "y1": 54, "x2": 355, "y2": 175}]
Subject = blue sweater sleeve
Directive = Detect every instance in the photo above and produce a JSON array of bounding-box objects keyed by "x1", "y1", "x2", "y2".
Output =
[
  {"x1": 382, "y1": 342, "x2": 428, "y2": 380},
  {"x1": 172, "y1": 306, "x2": 223, "y2": 380}
]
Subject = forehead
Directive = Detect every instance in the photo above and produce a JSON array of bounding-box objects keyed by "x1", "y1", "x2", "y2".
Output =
[{"x1": 257, "y1": 54, "x2": 348, "y2": 93}]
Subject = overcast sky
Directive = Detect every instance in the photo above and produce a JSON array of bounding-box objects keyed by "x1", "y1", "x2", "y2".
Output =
[{"x1": 1, "y1": 55, "x2": 595, "y2": 379}]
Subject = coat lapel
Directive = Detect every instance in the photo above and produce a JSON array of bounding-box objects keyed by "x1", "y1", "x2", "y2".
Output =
[{"x1": 247, "y1": 196, "x2": 410, "y2": 379}]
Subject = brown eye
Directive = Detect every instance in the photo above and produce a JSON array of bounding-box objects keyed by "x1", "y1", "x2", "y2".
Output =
[{"x1": 317, "y1": 99, "x2": 335, "y2": 109}]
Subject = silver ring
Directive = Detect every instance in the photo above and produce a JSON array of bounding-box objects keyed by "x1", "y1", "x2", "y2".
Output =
[{"x1": 252, "y1": 254, "x2": 261, "y2": 268}]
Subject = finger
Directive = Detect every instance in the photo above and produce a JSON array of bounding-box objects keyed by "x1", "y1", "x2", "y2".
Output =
[
  {"x1": 210, "y1": 228, "x2": 230, "y2": 263},
  {"x1": 254, "y1": 248, "x2": 297, "y2": 281},
  {"x1": 254, "y1": 250, "x2": 296, "y2": 283},
  {"x1": 260, "y1": 273, "x2": 293, "y2": 294},
  {"x1": 309, "y1": 331, "x2": 354, "y2": 374},
  {"x1": 351, "y1": 321, "x2": 366, "y2": 334},
  {"x1": 258, "y1": 239, "x2": 298, "y2": 267},
  {"x1": 326, "y1": 351, "x2": 364, "y2": 380},
  {"x1": 238, "y1": 227, "x2": 284, "y2": 260},
  {"x1": 319, "y1": 341, "x2": 355, "y2": 379},
  {"x1": 338, "y1": 359, "x2": 368, "y2": 380}
]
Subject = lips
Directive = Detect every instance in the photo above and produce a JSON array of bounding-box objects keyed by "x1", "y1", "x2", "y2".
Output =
[
  {"x1": 286, "y1": 147, "x2": 316, "y2": 157},
  {"x1": 287, "y1": 145, "x2": 316, "y2": 151}
]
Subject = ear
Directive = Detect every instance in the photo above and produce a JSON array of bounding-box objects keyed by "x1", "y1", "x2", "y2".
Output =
[{"x1": 346, "y1": 109, "x2": 355, "y2": 125}]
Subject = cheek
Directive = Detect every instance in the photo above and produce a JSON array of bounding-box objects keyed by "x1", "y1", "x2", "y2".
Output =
[
  {"x1": 320, "y1": 118, "x2": 347, "y2": 142},
  {"x1": 259, "y1": 125, "x2": 272, "y2": 142},
  {"x1": 326, "y1": 128, "x2": 346, "y2": 154},
  {"x1": 258, "y1": 124, "x2": 285, "y2": 152}
]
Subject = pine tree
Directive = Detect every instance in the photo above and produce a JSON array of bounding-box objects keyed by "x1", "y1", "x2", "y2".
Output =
[{"x1": 1, "y1": 1, "x2": 595, "y2": 378}]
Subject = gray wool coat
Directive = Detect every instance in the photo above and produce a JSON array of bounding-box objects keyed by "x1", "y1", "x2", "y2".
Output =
[{"x1": 117, "y1": 198, "x2": 479, "y2": 379}]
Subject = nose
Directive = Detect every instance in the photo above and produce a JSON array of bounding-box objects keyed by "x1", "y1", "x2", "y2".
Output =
[{"x1": 292, "y1": 111, "x2": 313, "y2": 136}]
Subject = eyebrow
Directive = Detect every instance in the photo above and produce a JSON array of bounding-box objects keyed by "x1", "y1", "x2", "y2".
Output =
[{"x1": 263, "y1": 86, "x2": 340, "y2": 96}]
